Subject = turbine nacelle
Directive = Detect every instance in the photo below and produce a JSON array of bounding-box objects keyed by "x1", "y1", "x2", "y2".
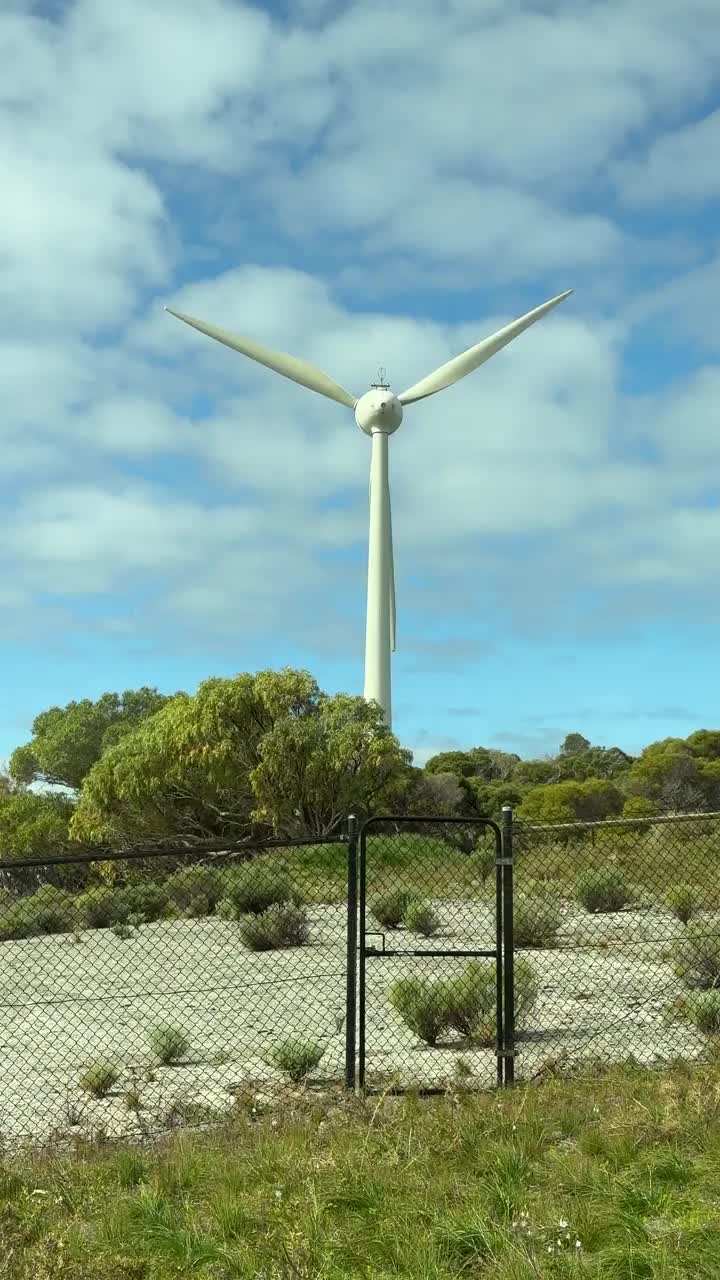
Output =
[{"x1": 354, "y1": 388, "x2": 403, "y2": 436}]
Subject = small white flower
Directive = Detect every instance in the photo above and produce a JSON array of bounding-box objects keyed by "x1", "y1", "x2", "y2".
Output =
[
  {"x1": 558, "y1": 1218, "x2": 568, "y2": 1229},
  {"x1": 576, "y1": 1239, "x2": 582, "y2": 1250},
  {"x1": 275, "y1": 1189, "x2": 282, "y2": 1200}
]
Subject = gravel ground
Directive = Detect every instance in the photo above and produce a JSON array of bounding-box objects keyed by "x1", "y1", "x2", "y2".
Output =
[{"x1": 0, "y1": 898, "x2": 708, "y2": 1150}]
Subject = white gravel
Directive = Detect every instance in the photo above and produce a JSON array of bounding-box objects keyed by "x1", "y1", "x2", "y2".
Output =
[{"x1": 0, "y1": 898, "x2": 708, "y2": 1150}]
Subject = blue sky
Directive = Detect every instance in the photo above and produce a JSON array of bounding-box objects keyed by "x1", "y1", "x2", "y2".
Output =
[{"x1": 2, "y1": 0, "x2": 720, "y2": 772}]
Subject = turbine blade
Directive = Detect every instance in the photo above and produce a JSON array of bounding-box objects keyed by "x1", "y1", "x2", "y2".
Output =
[
  {"x1": 397, "y1": 289, "x2": 573, "y2": 406},
  {"x1": 165, "y1": 307, "x2": 358, "y2": 409}
]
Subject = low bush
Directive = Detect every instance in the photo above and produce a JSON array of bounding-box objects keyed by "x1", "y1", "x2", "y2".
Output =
[
  {"x1": 389, "y1": 958, "x2": 538, "y2": 1048},
  {"x1": 388, "y1": 977, "x2": 451, "y2": 1046},
  {"x1": 672, "y1": 990, "x2": 720, "y2": 1035},
  {"x1": 513, "y1": 894, "x2": 562, "y2": 948},
  {"x1": 227, "y1": 861, "x2": 297, "y2": 917},
  {"x1": 124, "y1": 883, "x2": 170, "y2": 923},
  {"x1": 238, "y1": 902, "x2": 310, "y2": 951},
  {"x1": 575, "y1": 867, "x2": 631, "y2": 913},
  {"x1": 147, "y1": 1024, "x2": 190, "y2": 1065},
  {"x1": 263, "y1": 1038, "x2": 325, "y2": 1083},
  {"x1": 672, "y1": 919, "x2": 720, "y2": 989},
  {"x1": 0, "y1": 885, "x2": 75, "y2": 940},
  {"x1": 112, "y1": 923, "x2": 133, "y2": 939},
  {"x1": 369, "y1": 889, "x2": 413, "y2": 930},
  {"x1": 77, "y1": 887, "x2": 130, "y2": 929},
  {"x1": 667, "y1": 884, "x2": 699, "y2": 925},
  {"x1": 78, "y1": 1061, "x2": 119, "y2": 1097},
  {"x1": 441, "y1": 958, "x2": 538, "y2": 1045},
  {"x1": 164, "y1": 865, "x2": 224, "y2": 918},
  {"x1": 403, "y1": 900, "x2": 439, "y2": 937}
]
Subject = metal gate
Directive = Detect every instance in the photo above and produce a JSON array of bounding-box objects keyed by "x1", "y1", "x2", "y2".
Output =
[{"x1": 345, "y1": 812, "x2": 515, "y2": 1095}]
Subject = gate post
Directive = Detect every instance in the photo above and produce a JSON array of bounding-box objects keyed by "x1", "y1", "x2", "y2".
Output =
[
  {"x1": 501, "y1": 804, "x2": 516, "y2": 1086},
  {"x1": 344, "y1": 814, "x2": 359, "y2": 1091}
]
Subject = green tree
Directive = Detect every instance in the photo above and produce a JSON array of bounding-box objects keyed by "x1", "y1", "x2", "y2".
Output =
[
  {"x1": 622, "y1": 739, "x2": 708, "y2": 813},
  {"x1": 0, "y1": 790, "x2": 79, "y2": 892},
  {"x1": 9, "y1": 687, "x2": 176, "y2": 792},
  {"x1": 425, "y1": 751, "x2": 476, "y2": 779},
  {"x1": 559, "y1": 733, "x2": 591, "y2": 756},
  {"x1": 686, "y1": 730, "x2": 720, "y2": 762},
  {"x1": 511, "y1": 758, "x2": 559, "y2": 787},
  {"x1": 250, "y1": 693, "x2": 413, "y2": 836},
  {"x1": 517, "y1": 778, "x2": 623, "y2": 824},
  {"x1": 70, "y1": 669, "x2": 412, "y2": 847}
]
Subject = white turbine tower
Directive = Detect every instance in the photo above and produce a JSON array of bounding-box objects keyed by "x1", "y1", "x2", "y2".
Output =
[{"x1": 165, "y1": 288, "x2": 573, "y2": 730}]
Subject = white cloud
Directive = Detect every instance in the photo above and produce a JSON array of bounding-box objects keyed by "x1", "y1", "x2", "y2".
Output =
[
  {"x1": 614, "y1": 108, "x2": 720, "y2": 206},
  {"x1": 1, "y1": 0, "x2": 720, "y2": 695}
]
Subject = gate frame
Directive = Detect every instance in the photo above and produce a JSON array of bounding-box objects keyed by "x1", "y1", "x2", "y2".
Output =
[{"x1": 345, "y1": 812, "x2": 515, "y2": 1095}]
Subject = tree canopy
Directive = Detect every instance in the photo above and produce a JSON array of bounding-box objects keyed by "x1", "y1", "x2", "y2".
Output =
[
  {"x1": 70, "y1": 669, "x2": 414, "y2": 846},
  {"x1": 9, "y1": 687, "x2": 176, "y2": 792}
]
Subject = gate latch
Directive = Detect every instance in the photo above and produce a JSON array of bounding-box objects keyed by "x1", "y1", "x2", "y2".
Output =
[{"x1": 364, "y1": 932, "x2": 386, "y2": 955}]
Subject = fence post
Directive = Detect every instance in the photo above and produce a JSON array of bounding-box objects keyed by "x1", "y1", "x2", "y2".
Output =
[
  {"x1": 501, "y1": 804, "x2": 515, "y2": 1086},
  {"x1": 344, "y1": 814, "x2": 359, "y2": 1091}
]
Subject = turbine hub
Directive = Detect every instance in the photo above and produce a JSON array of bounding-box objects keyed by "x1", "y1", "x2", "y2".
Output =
[{"x1": 354, "y1": 388, "x2": 403, "y2": 436}]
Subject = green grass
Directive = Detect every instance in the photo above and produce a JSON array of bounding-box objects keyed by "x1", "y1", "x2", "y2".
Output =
[{"x1": 6, "y1": 1059, "x2": 720, "y2": 1277}]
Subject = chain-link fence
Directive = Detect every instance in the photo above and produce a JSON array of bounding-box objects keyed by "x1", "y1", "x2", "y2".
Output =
[
  {"x1": 510, "y1": 808, "x2": 720, "y2": 1082},
  {"x1": 4, "y1": 806, "x2": 720, "y2": 1150},
  {"x1": 0, "y1": 829, "x2": 355, "y2": 1152}
]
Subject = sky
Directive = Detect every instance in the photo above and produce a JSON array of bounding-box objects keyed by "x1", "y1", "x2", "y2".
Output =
[{"x1": 2, "y1": 0, "x2": 720, "y2": 774}]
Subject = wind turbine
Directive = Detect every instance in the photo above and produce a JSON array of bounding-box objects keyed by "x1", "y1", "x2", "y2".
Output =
[{"x1": 165, "y1": 288, "x2": 573, "y2": 730}]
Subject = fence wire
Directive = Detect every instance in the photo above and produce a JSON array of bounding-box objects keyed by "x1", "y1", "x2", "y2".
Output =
[
  {"x1": 0, "y1": 835, "x2": 350, "y2": 1152},
  {"x1": 3, "y1": 808, "x2": 720, "y2": 1150},
  {"x1": 510, "y1": 810, "x2": 720, "y2": 1082}
]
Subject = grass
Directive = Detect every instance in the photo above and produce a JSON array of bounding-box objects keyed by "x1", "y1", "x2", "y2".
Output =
[{"x1": 6, "y1": 1059, "x2": 720, "y2": 1277}]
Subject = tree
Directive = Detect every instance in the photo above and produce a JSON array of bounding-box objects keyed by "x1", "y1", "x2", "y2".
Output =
[
  {"x1": 9, "y1": 687, "x2": 176, "y2": 792},
  {"x1": 69, "y1": 669, "x2": 413, "y2": 847},
  {"x1": 517, "y1": 778, "x2": 623, "y2": 825},
  {"x1": 0, "y1": 790, "x2": 79, "y2": 893},
  {"x1": 686, "y1": 730, "x2": 720, "y2": 762},
  {"x1": 414, "y1": 771, "x2": 466, "y2": 817},
  {"x1": 559, "y1": 733, "x2": 591, "y2": 756},
  {"x1": 250, "y1": 693, "x2": 413, "y2": 836},
  {"x1": 622, "y1": 739, "x2": 709, "y2": 813},
  {"x1": 425, "y1": 751, "x2": 476, "y2": 779}
]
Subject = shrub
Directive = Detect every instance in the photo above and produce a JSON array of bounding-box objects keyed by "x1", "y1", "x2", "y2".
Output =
[
  {"x1": 164, "y1": 865, "x2": 224, "y2": 918},
  {"x1": 0, "y1": 903, "x2": 34, "y2": 941},
  {"x1": 77, "y1": 887, "x2": 130, "y2": 929},
  {"x1": 672, "y1": 991, "x2": 720, "y2": 1035},
  {"x1": 227, "y1": 861, "x2": 297, "y2": 917},
  {"x1": 440, "y1": 957, "x2": 538, "y2": 1045},
  {"x1": 263, "y1": 1037, "x2": 325, "y2": 1083},
  {"x1": 19, "y1": 885, "x2": 74, "y2": 936},
  {"x1": 147, "y1": 1024, "x2": 190, "y2": 1065},
  {"x1": 216, "y1": 897, "x2": 236, "y2": 921},
  {"x1": 238, "y1": 902, "x2": 310, "y2": 951},
  {"x1": 403, "y1": 900, "x2": 439, "y2": 937},
  {"x1": 124, "y1": 883, "x2": 169, "y2": 923},
  {"x1": 112, "y1": 923, "x2": 133, "y2": 939},
  {"x1": 513, "y1": 895, "x2": 562, "y2": 948},
  {"x1": 369, "y1": 889, "x2": 413, "y2": 930},
  {"x1": 388, "y1": 977, "x2": 451, "y2": 1046},
  {"x1": 575, "y1": 867, "x2": 630, "y2": 913},
  {"x1": 672, "y1": 919, "x2": 720, "y2": 989},
  {"x1": 79, "y1": 1061, "x2": 119, "y2": 1097},
  {"x1": 667, "y1": 884, "x2": 699, "y2": 925}
]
